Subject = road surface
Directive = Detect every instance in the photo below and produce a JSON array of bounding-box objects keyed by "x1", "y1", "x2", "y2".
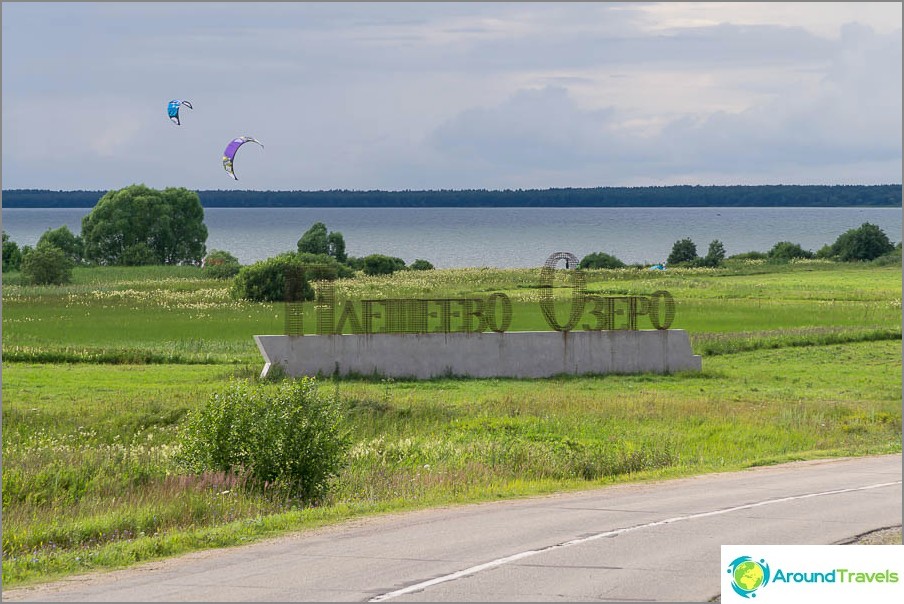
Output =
[{"x1": 4, "y1": 454, "x2": 901, "y2": 602}]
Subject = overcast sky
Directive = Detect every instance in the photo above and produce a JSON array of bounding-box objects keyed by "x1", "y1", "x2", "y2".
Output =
[{"x1": 2, "y1": 2, "x2": 901, "y2": 191}]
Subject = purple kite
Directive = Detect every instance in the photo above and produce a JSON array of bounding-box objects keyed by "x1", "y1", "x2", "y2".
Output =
[{"x1": 222, "y1": 136, "x2": 264, "y2": 180}]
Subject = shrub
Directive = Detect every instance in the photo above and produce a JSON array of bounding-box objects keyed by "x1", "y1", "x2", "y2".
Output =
[
  {"x1": 666, "y1": 238, "x2": 697, "y2": 265},
  {"x1": 728, "y1": 251, "x2": 768, "y2": 261},
  {"x1": 345, "y1": 256, "x2": 365, "y2": 271},
  {"x1": 2, "y1": 231, "x2": 22, "y2": 272},
  {"x1": 37, "y1": 225, "x2": 84, "y2": 264},
  {"x1": 295, "y1": 253, "x2": 355, "y2": 279},
  {"x1": 203, "y1": 249, "x2": 241, "y2": 279},
  {"x1": 362, "y1": 254, "x2": 406, "y2": 276},
  {"x1": 768, "y1": 241, "x2": 814, "y2": 261},
  {"x1": 579, "y1": 252, "x2": 625, "y2": 269},
  {"x1": 871, "y1": 242, "x2": 902, "y2": 267},
  {"x1": 828, "y1": 222, "x2": 895, "y2": 262},
  {"x1": 177, "y1": 378, "x2": 349, "y2": 501},
  {"x1": 231, "y1": 253, "x2": 314, "y2": 302},
  {"x1": 410, "y1": 259, "x2": 435, "y2": 271},
  {"x1": 20, "y1": 243, "x2": 74, "y2": 285}
]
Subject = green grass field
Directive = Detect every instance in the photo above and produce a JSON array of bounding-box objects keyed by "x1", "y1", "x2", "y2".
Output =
[{"x1": 2, "y1": 260, "x2": 901, "y2": 587}]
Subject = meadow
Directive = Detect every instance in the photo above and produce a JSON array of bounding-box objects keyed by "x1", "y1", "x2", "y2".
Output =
[{"x1": 1, "y1": 259, "x2": 901, "y2": 587}]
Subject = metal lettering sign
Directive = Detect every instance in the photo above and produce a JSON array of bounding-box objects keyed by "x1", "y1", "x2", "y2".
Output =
[{"x1": 285, "y1": 252, "x2": 675, "y2": 335}]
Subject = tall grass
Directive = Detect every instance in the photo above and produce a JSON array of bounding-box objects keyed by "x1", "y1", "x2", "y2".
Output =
[{"x1": 2, "y1": 262, "x2": 901, "y2": 588}]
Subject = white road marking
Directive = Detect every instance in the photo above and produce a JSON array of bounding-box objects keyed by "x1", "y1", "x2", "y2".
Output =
[{"x1": 369, "y1": 480, "x2": 901, "y2": 602}]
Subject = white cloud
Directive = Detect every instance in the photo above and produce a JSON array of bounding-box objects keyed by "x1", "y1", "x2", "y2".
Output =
[{"x1": 2, "y1": 2, "x2": 900, "y2": 189}]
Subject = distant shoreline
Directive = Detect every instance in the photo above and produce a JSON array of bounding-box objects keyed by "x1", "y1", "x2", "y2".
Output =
[{"x1": 2, "y1": 184, "x2": 901, "y2": 208}]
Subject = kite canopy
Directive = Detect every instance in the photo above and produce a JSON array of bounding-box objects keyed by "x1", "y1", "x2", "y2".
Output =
[
  {"x1": 222, "y1": 136, "x2": 264, "y2": 180},
  {"x1": 167, "y1": 100, "x2": 193, "y2": 125}
]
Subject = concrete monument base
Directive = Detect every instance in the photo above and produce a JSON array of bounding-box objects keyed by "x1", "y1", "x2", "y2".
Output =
[{"x1": 255, "y1": 330, "x2": 701, "y2": 379}]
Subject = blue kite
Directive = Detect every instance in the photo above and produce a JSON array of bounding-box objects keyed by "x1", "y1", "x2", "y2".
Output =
[{"x1": 167, "y1": 100, "x2": 193, "y2": 125}]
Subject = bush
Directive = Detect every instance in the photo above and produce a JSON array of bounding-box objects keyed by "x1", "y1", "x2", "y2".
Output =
[
  {"x1": 362, "y1": 254, "x2": 406, "y2": 276},
  {"x1": 579, "y1": 252, "x2": 626, "y2": 269},
  {"x1": 20, "y1": 243, "x2": 74, "y2": 285},
  {"x1": 2, "y1": 231, "x2": 22, "y2": 272},
  {"x1": 871, "y1": 242, "x2": 902, "y2": 267},
  {"x1": 666, "y1": 238, "x2": 697, "y2": 265},
  {"x1": 295, "y1": 253, "x2": 355, "y2": 279},
  {"x1": 828, "y1": 222, "x2": 895, "y2": 262},
  {"x1": 231, "y1": 253, "x2": 314, "y2": 302},
  {"x1": 203, "y1": 249, "x2": 241, "y2": 279},
  {"x1": 177, "y1": 378, "x2": 349, "y2": 501},
  {"x1": 768, "y1": 241, "x2": 814, "y2": 261},
  {"x1": 410, "y1": 259, "x2": 435, "y2": 271},
  {"x1": 728, "y1": 251, "x2": 768, "y2": 260},
  {"x1": 37, "y1": 225, "x2": 84, "y2": 264}
]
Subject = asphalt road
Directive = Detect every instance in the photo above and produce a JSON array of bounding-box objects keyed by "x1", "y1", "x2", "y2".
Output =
[{"x1": 4, "y1": 455, "x2": 901, "y2": 602}]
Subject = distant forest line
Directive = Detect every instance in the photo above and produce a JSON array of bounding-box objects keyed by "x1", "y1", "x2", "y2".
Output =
[{"x1": 2, "y1": 185, "x2": 901, "y2": 208}]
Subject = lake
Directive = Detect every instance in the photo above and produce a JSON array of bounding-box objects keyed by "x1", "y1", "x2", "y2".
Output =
[{"x1": 2, "y1": 206, "x2": 900, "y2": 268}]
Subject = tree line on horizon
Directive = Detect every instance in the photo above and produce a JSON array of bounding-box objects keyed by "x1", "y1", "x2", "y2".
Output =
[{"x1": 3, "y1": 184, "x2": 901, "y2": 208}]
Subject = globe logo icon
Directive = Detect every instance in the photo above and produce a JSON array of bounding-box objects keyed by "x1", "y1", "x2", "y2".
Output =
[{"x1": 727, "y1": 556, "x2": 771, "y2": 598}]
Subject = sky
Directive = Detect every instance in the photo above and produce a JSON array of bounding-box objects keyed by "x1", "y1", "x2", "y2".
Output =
[{"x1": 2, "y1": 2, "x2": 902, "y2": 191}]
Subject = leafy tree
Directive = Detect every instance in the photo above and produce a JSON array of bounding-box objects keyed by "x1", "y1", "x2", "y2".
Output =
[
  {"x1": 81, "y1": 184, "x2": 207, "y2": 266},
  {"x1": 297, "y1": 222, "x2": 329, "y2": 255},
  {"x1": 828, "y1": 222, "x2": 894, "y2": 262},
  {"x1": 298, "y1": 223, "x2": 348, "y2": 263},
  {"x1": 768, "y1": 241, "x2": 814, "y2": 261},
  {"x1": 20, "y1": 242, "x2": 74, "y2": 285},
  {"x1": 579, "y1": 252, "x2": 626, "y2": 269},
  {"x1": 410, "y1": 259, "x2": 435, "y2": 271},
  {"x1": 666, "y1": 238, "x2": 698, "y2": 265},
  {"x1": 203, "y1": 249, "x2": 242, "y2": 279},
  {"x1": 362, "y1": 254, "x2": 406, "y2": 276},
  {"x1": 37, "y1": 225, "x2": 84, "y2": 264},
  {"x1": 2, "y1": 231, "x2": 22, "y2": 272},
  {"x1": 327, "y1": 231, "x2": 347, "y2": 263},
  {"x1": 702, "y1": 240, "x2": 726, "y2": 267}
]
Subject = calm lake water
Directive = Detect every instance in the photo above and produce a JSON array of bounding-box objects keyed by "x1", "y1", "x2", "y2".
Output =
[{"x1": 2, "y1": 207, "x2": 901, "y2": 268}]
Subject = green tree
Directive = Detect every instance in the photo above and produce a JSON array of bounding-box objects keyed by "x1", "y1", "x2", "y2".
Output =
[
  {"x1": 362, "y1": 254, "x2": 406, "y2": 276},
  {"x1": 829, "y1": 223, "x2": 895, "y2": 262},
  {"x1": 2, "y1": 231, "x2": 22, "y2": 272},
  {"x1": 326, "y1": 231, "x2": 347, "y2": 263},
  {"x1": 37, "y1": 225, "x2": 84, "y2": 264},
  {"x1": 702, "y1": 240, "x2": 726, "y2": 267},
  {"x1": 410, "y1": 259, "x2": 435, "y2": 270},
  {"x1": 768, "y1": 241, "x2": 814, "y2": 261},
  {"x1": 297, "y1": 222, "x2": 329, "y2": 255},
  {"x1": 20, "y1": 242, "x2": 74, "y2": 285},
  {"x1": 81, "y1": 184, "x2": 207, "y2": 266},
  {"x1": 579, "y1": 252, "x2": 625, "y2": 269},
  {"x1": 667, "y1": 238, "x2": 698, "y2": 265}
]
